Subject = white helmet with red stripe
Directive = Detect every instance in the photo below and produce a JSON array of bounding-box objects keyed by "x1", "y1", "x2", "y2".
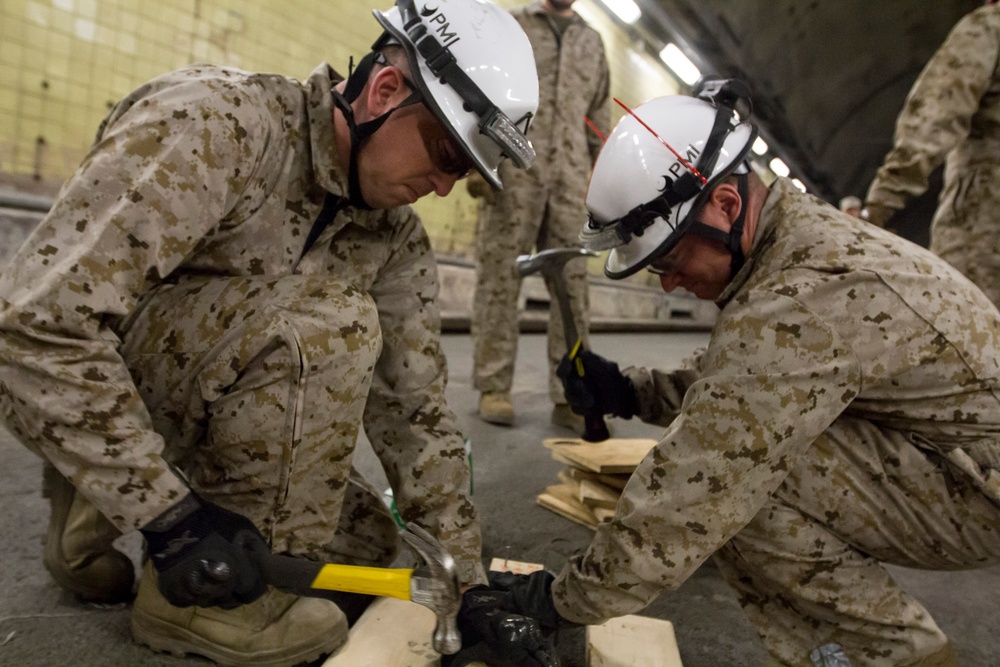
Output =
[{"x1": 582, "y1": 80, "x2": 758, "y2": 279}]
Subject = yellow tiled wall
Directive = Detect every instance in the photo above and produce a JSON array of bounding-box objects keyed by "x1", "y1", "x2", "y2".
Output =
[{"x1": 0, "y1": 0, "x2": 680, "y2": 266}]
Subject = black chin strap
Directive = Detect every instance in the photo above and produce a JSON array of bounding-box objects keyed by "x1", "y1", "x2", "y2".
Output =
[
  {"x1": 687, "y1": 171, "x2": 749, "y2": 279},
  {"x1": 331, "y1": 50, "x2": 421, "y2": 209}
]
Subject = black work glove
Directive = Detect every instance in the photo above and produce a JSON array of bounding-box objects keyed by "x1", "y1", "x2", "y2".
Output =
[
  {"x1": 557, "y1": 349, "x2": 637, "y2": 419},
  {"x1": 488, "y1": 571, "x2": 572, "y2": 632},
  {"x1": 140, "y1": 494, "x2": 269, "y2": 609},
  {"x1": 455, "y1": 581, "x2": 560, "y2": 667}
]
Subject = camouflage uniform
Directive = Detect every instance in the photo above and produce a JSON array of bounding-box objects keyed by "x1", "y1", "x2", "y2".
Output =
[
  {"x1": 472, "y1": 1, "x2": 610, "y2": 402},
  {"x1": 866, "y1": 4, "x2": 1000, "y2": 307},
  {"x1": 552, "y1": 178, "x2": 1000, "y2": 665},
  {"x1": 0, "y1": 64, "x2": 486, "y2": 586}
]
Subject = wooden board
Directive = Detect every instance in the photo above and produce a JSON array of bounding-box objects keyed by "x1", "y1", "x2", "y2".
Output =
[
  {"x1": 324, "y1": 598, "x2": 490, "y2": 667},
  {"x1": 537, "y1": 482, "x2": 598, "y2": 530},
  {"x1": 544, "y1": 437, "x2": 658, "y2": 474},
  {"x1": 586, "y1": 614, "x2": 684, "y2": 667},
  {"x1": 566, "y1": 465, "x2": 631, "y2": 491},
  {"x1": 578, "y1": 478, "x2": 620, "y2": 510},
  {"x1": 323, "y1": 597, "x2": 442, "y2": 667},
  {"x1": 552, "y1": 449, "x2": 584, "y2": 469},
  {"x1": 488, "y1": 558, "x2": 545, "y2": 575},
  {"x1": 557, "y1": 469, "x2": 583, "y2": 495}
]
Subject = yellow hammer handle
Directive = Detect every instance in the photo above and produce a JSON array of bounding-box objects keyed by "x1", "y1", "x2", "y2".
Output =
[{"x1": 311, "y1": 563, "x2": 414, "y2": 600}]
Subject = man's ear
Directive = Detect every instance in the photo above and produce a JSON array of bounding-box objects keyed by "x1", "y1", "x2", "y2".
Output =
[
  {"x1": 365, "y1": 66, "x2": 409, "y2": 118},
  {"x1": 709, "y1": 182, "x2": 743, "y2": 227}
]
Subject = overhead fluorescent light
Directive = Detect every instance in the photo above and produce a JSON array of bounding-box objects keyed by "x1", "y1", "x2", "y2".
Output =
[
  {"x1": 769, "y1": 157, "x2": 790, "y2": 178},
  {"x1": 659, "y1": 43, "x2": 701, "y2": 85},
  {"x1": 752, "y1": 137, "x2": 768, "y2": 156},
  {"x1": 791, "y1": 178, "x2": 807, "y2": 192},
  {"x1": 596, "y1": 0, "x2": 641, "y2": 25}
]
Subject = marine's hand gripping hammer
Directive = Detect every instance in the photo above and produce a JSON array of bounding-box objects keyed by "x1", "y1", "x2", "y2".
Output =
[
  {"x1": 516, "y1": 247, "x2": 610, "y2": 442},
  {"x1": 259, "y1": 523, "x2": 462, "y2": 654}
]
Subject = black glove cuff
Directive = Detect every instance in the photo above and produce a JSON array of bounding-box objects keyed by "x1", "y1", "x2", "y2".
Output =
[
  {"x1": 141, "y1": 493, "x2": 201, "y2": 533},
  {"x1": 456, "y1": 586, "x2": 510, "y2": 647},
  {"x1": 489, "y1": 571, "x2": 570, "y2": 631}
]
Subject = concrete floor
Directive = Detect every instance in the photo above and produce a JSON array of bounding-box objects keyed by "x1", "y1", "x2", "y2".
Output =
[{"x1": 1, "y1": 331, "x2": 999, "y2": 666}]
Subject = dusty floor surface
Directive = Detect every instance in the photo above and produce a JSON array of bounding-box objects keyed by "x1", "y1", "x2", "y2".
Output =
[{"x1": 2, "y1": 331, "x2": 998, "y2": 666}]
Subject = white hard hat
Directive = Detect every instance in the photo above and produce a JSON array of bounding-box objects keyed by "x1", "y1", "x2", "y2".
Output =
[
  {"x1": 582, "y1": 80, "x2": 758, "y2": 279},
  {"x1": 374, "y1": 0, "x2": 539, "y2": 188}
]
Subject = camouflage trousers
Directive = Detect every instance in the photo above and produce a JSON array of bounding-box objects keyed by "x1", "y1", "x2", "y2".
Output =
[
  {"x1": 714, "y1": 416, "x2": 1000, "y2": 666},
  {"x1": 118, "y1": 274, "x2": 400, "y2": 566},
  {"x1": 930, "y1": 164, "x2": 1000, "y2": 309},
  {"x1": 471, "y1": 172, "x2": 591, "y2": 403}
]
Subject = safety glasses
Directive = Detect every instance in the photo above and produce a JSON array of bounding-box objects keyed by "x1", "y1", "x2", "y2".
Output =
[
  {"x1": 645, "y1": 246, "x2": 683, "y2": 276},
  {"x1": 395, "y1": 73, "x2": 475, "y2": 178},
  {"x1": 425, "y1": 132, "x2": 474, "y2": 178},
  {"x1": 396, "y1": 92, "x2": 476, "y2": 178}
]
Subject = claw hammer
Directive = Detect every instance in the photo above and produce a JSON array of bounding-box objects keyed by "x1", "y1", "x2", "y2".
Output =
[
  {"x1": 258, "y1": 523, "x2": 462, "y2": 655},
  {"x1": 516, "y1": 247, "x2": 609, "y2": 442}
]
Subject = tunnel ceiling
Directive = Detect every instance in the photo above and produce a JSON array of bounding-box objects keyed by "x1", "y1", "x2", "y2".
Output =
[{"x1": 631, "y1": 0, "x2": 981, "y2": 203}]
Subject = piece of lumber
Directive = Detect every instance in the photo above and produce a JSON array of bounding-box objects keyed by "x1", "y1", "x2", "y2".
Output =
[
  {"x1": 552, "y1": 449, "x2": 585, "y2": 469},
  {"x1": 592, "y1": 506, "x2": 616, "y2": 523},
  {"x1": 544, "y1": 437, "x2": 658, "y2": 474},
  {"x1": 323, "y1": 598, "x2": 490, "y2": 667},
  {"x1": 557, "y1": 469, "x2": 583, "y2": 494},
  {"x1": 565, "y1": 465, "x2": 631, "y2": 491},
  {"x1": 323, "y1": 597, "x2": 442, "y2": 667},
  {"x1": 578, "y1": 477, "x2": 621, "y2": 510},
  {"x1": 488, "y1": 558, "x2": 545, "y2": 575},
  {"x1": 586, "y1": 614, "x2": 684, "y2": 667},
  {"x1": 537, "y1": 482, "x2": 597, "y2": 530}
]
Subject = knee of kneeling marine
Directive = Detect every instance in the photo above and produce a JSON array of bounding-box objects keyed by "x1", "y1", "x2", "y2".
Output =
[{"x1": 282, "y1": 279, "x2": 383, "y2": 362}]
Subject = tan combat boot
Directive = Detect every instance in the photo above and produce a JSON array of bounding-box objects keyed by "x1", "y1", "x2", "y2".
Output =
[
  {"x1": 42, "y1": 462, "x2": 135, "y2": 602},
  {"x1": 479, "y1": 391, "x2": 515, "y2": 426},
  {"x1": 131, "y1": 562, "x2": 348, "y2": 667}
]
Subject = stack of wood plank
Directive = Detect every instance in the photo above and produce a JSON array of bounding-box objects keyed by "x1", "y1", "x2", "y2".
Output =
[
  {"x1": 324, "y1": 585, "x2": 684, "y2": 667},
  {"x1": 537, "y1": 437, "x2": 658, "y2": 530}
]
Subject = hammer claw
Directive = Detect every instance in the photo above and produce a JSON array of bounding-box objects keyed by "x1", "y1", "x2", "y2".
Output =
[{"x1": 400, "y1": 523, "x2": 462, "y2": 655}]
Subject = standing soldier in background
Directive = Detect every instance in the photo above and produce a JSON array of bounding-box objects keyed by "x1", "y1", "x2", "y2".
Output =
[
  {"x1": 0, "y1": 1, "x2": 549, "y2": 665},
  {"x1": 865, "y1": 1, "x2": 1000, "y2": 307},
  {"x1": 468, "y1": 0, "x2": 610, "y2": 431}
]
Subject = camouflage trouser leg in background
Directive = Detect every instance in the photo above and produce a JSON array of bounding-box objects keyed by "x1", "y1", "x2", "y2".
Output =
[
  {"x1": 935, "y1": 243, "x2": 1000, "y2": 313},
  {"x1": 714, "y1": 416, "x2": 1000, "y2": 666},
  {"x1": 930, "y1": 165, "x2": 1000, "y2": 311},
  {"x1": 119, "y1": 275, "x2": 399, "y2": 566},
  {"x1": 953, "y1": 257, "x2": 1000, "y2": 311},
  {"x1": 472, "y1": 172, "x2": 591, "y2": 403}
]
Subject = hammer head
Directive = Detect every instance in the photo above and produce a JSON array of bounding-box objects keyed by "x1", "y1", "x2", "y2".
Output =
[
  {"x1": 401, "y1": 523, "x2": 462, "y2": 655},
  {"x1": 516, "y1": 247, "x2": 598, "y2": 279}
]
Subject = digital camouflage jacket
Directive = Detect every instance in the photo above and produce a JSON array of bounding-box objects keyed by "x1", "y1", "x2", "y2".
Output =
[
  {"x1": 553, "y1": 178, "x2": 1000, "y2": 623},
  {"x1": 0, "y1": 63, "x2": 485, "y2": 584}
]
